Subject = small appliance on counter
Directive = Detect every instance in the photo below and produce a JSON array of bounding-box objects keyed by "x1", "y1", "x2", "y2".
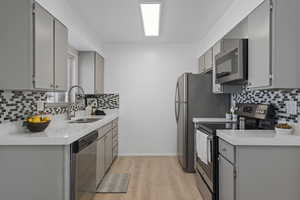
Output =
[
  {"x1": 92, "y1": 109, "x2": 106, "y2": 116},
  {"x1": 194, "y1": 103, "x2": 275, "y2": 200}
]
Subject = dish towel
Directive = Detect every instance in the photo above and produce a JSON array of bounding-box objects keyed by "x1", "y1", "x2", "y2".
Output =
[{"x1": 196, "y1": 130, "x2": 211, "y2": 165}]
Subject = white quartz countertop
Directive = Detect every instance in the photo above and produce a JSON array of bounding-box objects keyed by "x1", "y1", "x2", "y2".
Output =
[
  {"x1": 0, "y1": 110, "x2": 119, "y2": 145},
  {"x1": 193, "y1": 118, "x2": 235, "y2": 123},
  {"x1": 217, "y1": 130, "x2": 300, "y2": 146}
]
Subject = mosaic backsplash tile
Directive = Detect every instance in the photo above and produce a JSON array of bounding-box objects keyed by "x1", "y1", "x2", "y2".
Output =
[
  {"x1": 0, "y1": 90, "x2": 47, "y2": 123},
  {"x1": 85, "y1": 94, "x2": 119, "y2": 110},
  {"x1": 232, "y1": 89, "x2": 300, "y2": 123},
  {"x1": 0, "y1": 90, "x2": 119, "y2": 123}
]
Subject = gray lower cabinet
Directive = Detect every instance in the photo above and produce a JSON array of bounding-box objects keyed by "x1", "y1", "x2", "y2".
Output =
[
  {"x1": 219, "y1": 156, "x2": 235, "y2": 200},
  {"x1": 218, "y1": 139, "x2": 300, "y2": 200},
  {"x1": 104, "y1": 130, "x2": 113, "y2": 172},
  {"x1": 96, "y1": 136, "x2": 105, "y2": 185}
]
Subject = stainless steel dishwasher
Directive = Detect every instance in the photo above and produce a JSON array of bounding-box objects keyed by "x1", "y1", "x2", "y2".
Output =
[{"x1": 70, "y1": 131, "x2": 98, "y2": 200}]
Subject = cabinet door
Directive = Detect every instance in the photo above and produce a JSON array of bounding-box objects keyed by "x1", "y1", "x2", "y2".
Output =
[
  {"x1": 104, "y1": 130, "x2": 113, "y2": 172},
  {"x1": 96, "y1": 137, "x2": 105, "y2": 185},
  {"x1": 212, "y1": 42, "x2": 223, "y2": 93},
  {"x1": 204, "y1": 49, "x2": 213, "y2": 71},
  {"x1": 95, "y1": 53, "x2": 104, "y2": 94},
  {"x1": 199, "y1": 55, "x2": 205, "y2": 73},
  {"x1": 54, "y1": 19, "x2": 68, "y2": 91},
  {"x1": 247, "y1": 0, "x2": 271, "y2": 88},
  {"x1": 219, "y1": 156, "x2": 235, "y2": 200},
  {"x1": 34, "y1": 3, "x2": 54, "y2": 89}
]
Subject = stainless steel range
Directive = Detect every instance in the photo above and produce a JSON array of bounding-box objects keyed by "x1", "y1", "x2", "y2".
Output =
[{"x1": 194, "y1": 104, "x2": 275, "y2": 200}]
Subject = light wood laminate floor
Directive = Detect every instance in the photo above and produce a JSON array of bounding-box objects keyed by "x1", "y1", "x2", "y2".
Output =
[{"x1": 94, "y1": 156, "x2": 203, "y2": 200}]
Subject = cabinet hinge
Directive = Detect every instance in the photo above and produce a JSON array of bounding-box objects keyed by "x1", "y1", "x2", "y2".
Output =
[
  {"x1": 32, "y1": 3, "x2": 36, "y2": 14},
  {"x1": 233, "y1": 169, "x2": 237, "y2": 179},
  {"x1": 270, "y1": 0, "x2": 273, "y2": 11},
  {"x1": 269, "y1": 74, "x2": 274, "y2": 80}
]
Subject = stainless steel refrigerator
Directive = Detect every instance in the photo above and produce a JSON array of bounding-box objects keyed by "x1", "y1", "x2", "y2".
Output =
[{"x1": 175, "y1": 73, "x2": 230, "y2": 173}]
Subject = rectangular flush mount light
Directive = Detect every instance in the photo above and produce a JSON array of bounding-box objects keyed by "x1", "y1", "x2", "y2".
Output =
[{"x1": 140, "y1": 3, "x2": 161, "y2": 36}]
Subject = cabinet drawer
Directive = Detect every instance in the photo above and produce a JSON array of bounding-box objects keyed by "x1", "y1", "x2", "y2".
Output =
[
  {"x1": 112, "y1": 118, "x2": 118, "y2": 128},
  {"x1": 219, "y1": 139, "x2": 235, "y2": 163}
]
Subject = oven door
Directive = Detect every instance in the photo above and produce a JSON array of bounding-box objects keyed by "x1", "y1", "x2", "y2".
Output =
[{"x1": 195, "y1": 130, "x2": 214, "y2": 192}]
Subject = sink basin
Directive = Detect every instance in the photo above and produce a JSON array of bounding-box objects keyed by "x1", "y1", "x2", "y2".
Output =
[{"x1": 69, "y1": 118, "x2": 102, "y2": 124}]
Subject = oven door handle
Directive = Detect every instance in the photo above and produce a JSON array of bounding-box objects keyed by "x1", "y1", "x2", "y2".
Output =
[{"x1": 207, "y1": 136, "x2": 213, "y2": 163}]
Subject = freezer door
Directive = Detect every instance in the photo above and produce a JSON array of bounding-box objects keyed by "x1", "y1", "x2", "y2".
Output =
[{"x1": 177, "y1": 102, "x2": 187, "y2": 169}]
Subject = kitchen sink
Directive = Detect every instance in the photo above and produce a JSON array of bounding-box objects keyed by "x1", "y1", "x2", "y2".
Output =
[{"x1": 69, "y1": 118, "x2": 102, "y2": 124}]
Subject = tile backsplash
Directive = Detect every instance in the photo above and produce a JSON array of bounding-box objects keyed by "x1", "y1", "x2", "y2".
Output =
[
  {"x1": 0, "y1": 90, "x2": 120, "y2": 124},
  {"x1": 232, "y1": 89, "x2": 300, "y2": 123},
  {"x1": 85, "y1": 94, "x2": 120, "y2": 110}
]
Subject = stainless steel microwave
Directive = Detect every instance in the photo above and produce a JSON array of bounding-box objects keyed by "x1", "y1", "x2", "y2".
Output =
[{"x1": 215, "y1": 39, "x2": 248, "y2": 84}]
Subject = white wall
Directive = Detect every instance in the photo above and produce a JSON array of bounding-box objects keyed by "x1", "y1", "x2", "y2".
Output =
[
  {"x1": 36, "y1": 0, "x2": 105, "y2": 56},
  {"x1": 196, "y1": 0, "x2": 264, "y2": 56},
  {"x1": 104, "y1": 44, "x2": 198, "y2": 156}
]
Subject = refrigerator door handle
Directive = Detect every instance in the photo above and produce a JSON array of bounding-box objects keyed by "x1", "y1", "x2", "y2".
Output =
[{"x1": 175, "y1": 82, "x2": 179, "y2": 122}]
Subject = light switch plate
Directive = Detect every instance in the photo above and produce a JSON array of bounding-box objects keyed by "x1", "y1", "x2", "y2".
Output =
[
  {"x1": 286, "y1": 101, "x2": 298, "y2": 115},
  {"x1": 37, "y1": 101, "x2": 45, "y2": 112}
]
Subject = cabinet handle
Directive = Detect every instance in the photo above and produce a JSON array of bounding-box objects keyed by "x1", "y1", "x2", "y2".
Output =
[
  {"x1": 56, "y1": 85, "x2": 59, "y2": 88},
  {"x1": 50, "y1": 84, "x2": 54, "y2": 88}
]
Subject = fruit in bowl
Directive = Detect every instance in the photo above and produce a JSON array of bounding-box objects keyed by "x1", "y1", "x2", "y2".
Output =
[
  {"x1": 24, "y1": 116, "x2": 51, "y2": 133},
  {"x1": 275, "y1": 123, "x2": 293, "y2": 135}
]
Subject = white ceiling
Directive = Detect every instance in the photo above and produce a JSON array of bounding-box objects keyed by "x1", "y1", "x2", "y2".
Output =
[{"x1": 69, "y1": 0, "x2": 235, "y2": 44}]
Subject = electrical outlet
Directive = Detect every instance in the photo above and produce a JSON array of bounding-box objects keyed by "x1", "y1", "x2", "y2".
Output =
[
  {"x1": 286, "y1": 101, "x2": 298, "y2": 115},
  {"x1": 37, "y1": 101, "x2": 45, "y2": 112}
]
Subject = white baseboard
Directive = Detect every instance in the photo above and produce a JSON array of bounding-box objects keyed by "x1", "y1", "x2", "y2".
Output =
[{"x1": 119, "y1": 153, "x2": 177, "y2": 157}]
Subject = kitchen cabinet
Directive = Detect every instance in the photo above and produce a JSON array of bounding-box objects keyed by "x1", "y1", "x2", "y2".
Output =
[
  {"x1": 198, "y1": 49, "x2": 213, "y2": 74},
  {"x1": 0, "y1": 0, "x2": 68, "y2": 91},
  {"x1": 212, "y1": 41, "x2": 223, "y2": 93},
  {"x1": 204, "y1": 49, "x2": 213, "y2": 72},
  {"x1": 218, "y1": 138, "x2": 300, "y2": 200},
  {"x1": 198, "y1": 55, "x2": 205, "y2": 73},
  {"x1": 54, "y1": 19, "x2": 68, "y2": 91},
  {"x1": 247, "y1": 0, "x2": 300, "y2": 89},
  {"x1": 104, "y1": 129, "x2": 113, "y2": 172},
  {"x1": 247, "y1": 0, "x2": 271, "y2": 88},
  {"x1": 219, "y1": 156, "x2": 235, "y2": 200},
  {"x1": 34, "y1": 3, "x2": 54, "y2": 90},
  {"x1": 112, "y1": 118, "x2": 119, "y2": 161},
  {"x1": 79, "y1": 51, "x2": 104, "y2": 94},
  {"x1": 96, "y1": 135, "x2": 105, "y2": 185}
]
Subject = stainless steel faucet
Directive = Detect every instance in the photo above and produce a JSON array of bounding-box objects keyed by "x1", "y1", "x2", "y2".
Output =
[{"x1": 67, "y1": 85, "x2": 85, "y2": 120}]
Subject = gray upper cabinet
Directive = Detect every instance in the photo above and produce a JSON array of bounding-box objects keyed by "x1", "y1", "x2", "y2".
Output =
[
  {"x1": 198, "y1": 55, "x2": 205, "y2": 73},
  {"x1": 0, "y1": 0, "x2": 34, "y2": 90},
  {"x1": 79, "y1": 51, "x2": 104, "y2": 94},
  {"x1": 95, "y1": 54, "x2": 105, "y2": 94},
  {"x1": 54, "y1": 19, "x2": 68, "y2": 91},
  {"x1": 0, "y1": 0, "x2": 68, "y2": 91},
  {"x1": 247, "y1": 0, "x2": 271, "y2": 88},
  {"x1": 247, "y1": 0, "x2": 300, "y2": 89},
  {"x1": 204, "y1": 49, "x2": 213, "y2": 72},
  {"x1": 34, "y1": 3, "x2": 54, "y2": 90}
]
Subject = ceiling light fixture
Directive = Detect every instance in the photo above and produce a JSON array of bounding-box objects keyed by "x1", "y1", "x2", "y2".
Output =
[{"x1": 140, "y1": 3, "x2": 161, "y2": 36}]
